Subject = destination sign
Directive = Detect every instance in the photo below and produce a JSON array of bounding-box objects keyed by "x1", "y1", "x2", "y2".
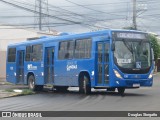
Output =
[{"x1": 116, "y1": 32, "x2": 146, "y2": 39}]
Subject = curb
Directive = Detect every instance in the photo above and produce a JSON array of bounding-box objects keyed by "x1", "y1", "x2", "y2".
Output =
[
  {"x1": 0, "y1": 82, "x2": 12, "y2": 85},
  {"x1": 0, "y1": 89, "x2": 35, "y2": 99},
  {"x1": 0, "y1": 91, "x2": 21, "y2": 99}
]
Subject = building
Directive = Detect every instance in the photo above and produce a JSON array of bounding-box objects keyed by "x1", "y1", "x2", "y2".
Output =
[{"x1": 0, "y1": 25, "x2": 54, "y2": 78}]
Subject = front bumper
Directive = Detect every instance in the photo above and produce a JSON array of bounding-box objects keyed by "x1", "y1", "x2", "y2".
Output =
[{"x1": 113, "y1": 78, "x2": 153, "y2": 88}]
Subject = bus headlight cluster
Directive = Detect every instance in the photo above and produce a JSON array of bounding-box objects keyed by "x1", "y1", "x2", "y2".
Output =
[
  {"x1": 148, "y1": 70, "x2": 153, "y2": 79},
  {"x1": 114, "y1": 70, "x2": 122, "y2": 79},
  {"x1": 148, "y1": 74, "x2": 153, "y2": 79}
]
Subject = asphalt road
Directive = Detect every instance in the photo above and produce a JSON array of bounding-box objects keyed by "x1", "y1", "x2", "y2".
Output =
[{"x1": 0, "y1": 74, "x2": 160, "y2": 120}]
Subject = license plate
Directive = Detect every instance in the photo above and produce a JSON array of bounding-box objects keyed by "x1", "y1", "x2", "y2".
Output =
[{"x1": 133, "y1": 84, "x2": 140, "y2": 87}]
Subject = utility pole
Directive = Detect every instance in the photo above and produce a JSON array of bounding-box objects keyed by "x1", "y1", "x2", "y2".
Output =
[
  {"x1": 39, "y1": 0, "x2": 42, "y2": 30},
  {"x1": 133, "y1": 0, "x2": 137, "y2": 30},
  {"x1": 35, "y1": 0, "x2": 49, "y2": 31}
]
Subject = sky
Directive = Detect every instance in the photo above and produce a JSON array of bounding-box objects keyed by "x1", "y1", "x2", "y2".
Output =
[{"x1": 0, "y1": 0, "x2": 160, "y2": 35}]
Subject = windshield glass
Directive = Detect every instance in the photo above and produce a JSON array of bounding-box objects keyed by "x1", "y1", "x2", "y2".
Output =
[{"x1": 114, "y1": 40, "x2": 151, "y2": 69}]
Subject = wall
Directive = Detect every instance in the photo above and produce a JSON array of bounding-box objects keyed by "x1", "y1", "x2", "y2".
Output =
[
  {"x1": 0, "y1": 51, "x2": 6, "y2": 78},
  {"x1": 0, "y1": 25, "x2": 54, "y2": 79},
  {"x1": 0, "y1": 26, "x2": 38, "y2": 78}
]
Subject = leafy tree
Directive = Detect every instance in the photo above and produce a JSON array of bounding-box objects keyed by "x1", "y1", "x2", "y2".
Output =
[{"x1": 149, "y1": 34, "x2": 160, "y2": 66}]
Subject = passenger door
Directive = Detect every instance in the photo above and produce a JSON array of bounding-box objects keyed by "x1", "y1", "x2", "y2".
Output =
[
  {"x1": 96, "y1": 42, "x2": 110, "y2": 86},
  {"x1": 45, "y1": 47, "x2": 55, "y2": 84},
  {"x1": 16, "y1": 50, "x2": 25, "y2": 83}
]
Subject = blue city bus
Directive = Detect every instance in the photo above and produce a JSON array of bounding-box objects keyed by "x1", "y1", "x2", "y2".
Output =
[{"x1": 6, "y1": 29, "x2": 154, "y2": 95}]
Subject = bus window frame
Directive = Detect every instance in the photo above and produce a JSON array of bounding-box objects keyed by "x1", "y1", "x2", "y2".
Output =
[
  {"x1": 58, "y1": 40, "x2": 74, "y2": 60},
  {"x1": 25, "y1": 44, "x2": 43, "y2": 62},
  {"x1": 74, "y1": 38, "x2": 92, "y2": 59},
  {"x1": 7, "y1": 47, "x2": 16, "y2": 63}
]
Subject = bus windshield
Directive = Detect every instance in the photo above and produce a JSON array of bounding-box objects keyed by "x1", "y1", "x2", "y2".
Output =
[{"x1": 114, "y1": 40, "x2": 151, "y2": 72}]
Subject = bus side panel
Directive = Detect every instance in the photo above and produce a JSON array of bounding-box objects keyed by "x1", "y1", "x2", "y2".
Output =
[
  {"x1": 6, "y1": 63, "x2": 17, "y2": 84},
  {"x1": 24, "y1": 62, "x2": 44, "y2": 85},
  {"x1": 54, "y1": 59, "x2": 94, "y2": 87},
  {"x1": 76, "y1": 60, "x2": 95, "y2": 87},
  {"x1": 54, "y1": 60, "x2": 78, "y2": 86}
]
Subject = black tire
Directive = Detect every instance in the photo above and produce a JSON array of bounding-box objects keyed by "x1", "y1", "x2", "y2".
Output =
[
  {"x1": 117, "y1": 88, "x2": 125, "y2": 96},
  {"x1": 28, "y1": 75, "x2": 43, "y2": 91},
  {"x1": 36, "y1": 85, "x2": 44, "y2": 91},
  {"x1": 79, "y1": 75, "x2": 84, "y2": 93},
  {"x1": 79, "y1": 74, "x2": 91, "y2": 94},
  {"x1": 28, "y1": 75, "x2": 36, "y2": 91},
  {"x1": 55, "y1": 86, "x2": 68, "y2": 92},
  {"x1": 107, "y1": 88, "x2": 116, "y2": 92}
]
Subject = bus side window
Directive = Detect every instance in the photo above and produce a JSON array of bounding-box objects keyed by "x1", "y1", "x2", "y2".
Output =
[
  {"x1": 58, "y1": 41, "x2": 67, "y2": 59},
  {"x1": 25, "y1": 46, "x2": 31, "y2": 61},
  {"x1": 32, "y1": 44, "x2": 43, "y2": 61},
  {"x1": 58, "y1": 41, "x2": 74, "y2": 60},
  {"x1": 75, "y1": 39, "x2": 92, "y2": 59},
  {"x1": 67, "y1": 41, "x2": 74, "y2": 59},
  {"x1": 8, "y1": 48, "x2": 16, "y2": 62}
]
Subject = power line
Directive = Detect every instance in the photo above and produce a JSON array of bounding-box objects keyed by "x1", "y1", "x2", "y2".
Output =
[
  {"x1": 0, "y1": 0, "x2": 81, "y2": 24},
  {"x1": 0, "y1": 0, "x2": 110, "y2": 30},
  {"x1": 0, "y1": 0, "x2": 160, "y2": 32},
  {"x1": 64, "y1": 0, "x2": 126, "y2": 17}
]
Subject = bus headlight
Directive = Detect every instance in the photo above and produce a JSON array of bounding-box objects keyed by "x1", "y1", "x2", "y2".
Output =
[
  {"x1": 148, "y1": 74, "x2": 153, "y2": 79},
  {"x1": 148, "y1": 70, "x2": 154, "y2": 79},
  {"x1": 148, "y1": 72, "x2": 153, "y2": 79},
  {"x1": 114, "y1": 70, "x2": 122, "y2": 79}
]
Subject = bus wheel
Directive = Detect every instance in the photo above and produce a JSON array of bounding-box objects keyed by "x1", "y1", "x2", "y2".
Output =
[
  {"x1": 82, "y1": 75, "x2": 91, "y2": 95},
  {"x1": 79, "y1": 75, "x2": 84, "y2": 93},
  {"x1": 55, "y1": 86, "x2": 68, "y2": 92},
  {"x1": 107, "y1": 88, "x2": 116, "y2": 92},
  {"x1": 117, "y1": 88, "x2": 125, "y2": 96},
  {"x1": 28, "y1": 75, "x2": 36, "y2": 91},
  {"x1": 28, "y1": 75, "x2": 43, "y2": 91},
  {"x1": 36, "y1": 85, "x2": 43, "y2": 91}
]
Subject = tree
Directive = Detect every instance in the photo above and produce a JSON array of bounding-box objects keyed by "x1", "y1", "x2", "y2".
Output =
[{"x1": 149, "y1": 34, "x2": 160, "y2": 70}]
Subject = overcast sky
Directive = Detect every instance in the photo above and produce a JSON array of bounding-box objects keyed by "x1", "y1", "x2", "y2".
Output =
[{"x1": 0, "y1": 0, "x2": 160, "y2": 34}]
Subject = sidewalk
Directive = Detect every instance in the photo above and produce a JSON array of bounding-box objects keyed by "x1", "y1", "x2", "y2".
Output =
[
  {"x1": 0, "y1": 79, "x2": 29, "y2": 99},
  {"x1": 0, "y1": 78, "x2": 6, "y2": 85}
]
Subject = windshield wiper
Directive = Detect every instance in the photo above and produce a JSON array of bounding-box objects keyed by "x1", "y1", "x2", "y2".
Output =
[{"x1": 122, "y1": 39, "x2": 133, "y2": 54}]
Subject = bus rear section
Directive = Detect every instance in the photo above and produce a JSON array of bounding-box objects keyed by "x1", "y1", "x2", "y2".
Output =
[
  {"x1": 6, "y1": 47, "x2": 17, "y2": 84},
  {"x1": 6, "y1": 45, "x2": 27, "y2": 84},
  {"x1": 6, "y1": 42, "x2": 45, "y2": 91}
]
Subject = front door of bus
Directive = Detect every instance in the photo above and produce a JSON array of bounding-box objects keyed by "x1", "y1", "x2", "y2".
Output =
[
  {"x1": 17, "y1": 50, "x2": 24, "y2": 83},
  {"x1": 97, "y1": 42, "x2": 109, "y2": 86},
  {"x1": 45, "y1": 47, "x2": 54, "y2": 84}
]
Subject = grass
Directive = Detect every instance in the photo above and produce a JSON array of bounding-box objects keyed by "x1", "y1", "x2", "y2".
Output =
[
  {"x1": 5, "y1": 88, "x2": 35, "y2": 96},
  {"x1": 21, "y1": 89, "x2": 35, "y2": 95},
  {"x1": 46, "y1": 84, "x2": 53, "y2": 87},
  {"x1": 5, "y1": 89, "x2": 13, "y2": 92},
  {"x1": 0, "y1": 82, "x2": 12, "y2": 85},
  {"x1": 4, "y1": 82, "x2": 13, "y2": 85}
]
